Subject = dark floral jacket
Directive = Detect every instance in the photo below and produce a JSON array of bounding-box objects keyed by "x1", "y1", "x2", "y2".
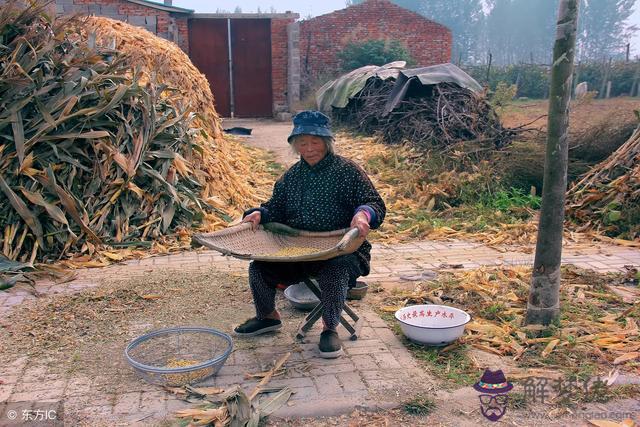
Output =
[{"x1": 244, "y1": 153, "x2": 386, "y2": 275}]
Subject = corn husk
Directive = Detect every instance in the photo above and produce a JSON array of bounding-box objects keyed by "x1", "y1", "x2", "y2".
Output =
[{"x1": 379, "y1": 266, "x2": 640, "y2": 373}]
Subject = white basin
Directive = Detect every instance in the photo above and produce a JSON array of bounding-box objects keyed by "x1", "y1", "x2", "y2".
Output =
[{"x1": 395, "y1": 304, "x2": 471, "y2": 346}]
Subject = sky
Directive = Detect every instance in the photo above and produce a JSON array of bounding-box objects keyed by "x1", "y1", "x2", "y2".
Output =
[
  {"x1": 630, "y1": 2, "x2": 640, "y2": 56},
  {"x1": 170, "y1": 0, "x2": 640, "y2": 54}
]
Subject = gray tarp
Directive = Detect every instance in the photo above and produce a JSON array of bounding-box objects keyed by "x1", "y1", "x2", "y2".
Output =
[
  {"x1": 315, "y1": 62, "x2": 483, "y2": 115},
  {"x1": 382, "y1": 63, "x2": 483, "y2": 115},
  {"x1": 315, "y1": 61, "x2": 406, "y2": 111}
]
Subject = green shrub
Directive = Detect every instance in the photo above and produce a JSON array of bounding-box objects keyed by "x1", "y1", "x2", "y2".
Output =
[
  {"x1": 337, "y1": 39, "x2": 414, "y2": 71},
  {"x1": 465, "y1": 64, "x2": 550, "y2": 98},
  {"x1": 463, "y1": 61, "x2": 640, "y2": 99},
  {"x1": 491, "y1": 81, "x2": 518, "y2": 107},
  {"x1": 486, "y1": 188, "x2": 542, "y2": 211},
  {"x1": 403, "y1": 395, "x2": 436, "y2": 415}
]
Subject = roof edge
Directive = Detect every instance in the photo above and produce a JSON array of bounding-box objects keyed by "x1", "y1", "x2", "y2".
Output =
[
  {"x1": 305, "y1": 0, "x2": 451, "y2": 34},
  {"x1": 125, "y1": 0, "x2": 194, "y2": 14},
  {"x1": 192, "y1": 12, "x2": 300, "y2": 19}
]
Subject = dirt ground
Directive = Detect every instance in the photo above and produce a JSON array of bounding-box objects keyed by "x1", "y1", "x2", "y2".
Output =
[
  {"x1": 222, "y1": 118, "x2": 298, "y2": 167},
  {"x1": 0, "y1": 268, "x2": 258, "y2": 393},
  {"x1": 223, "y1": 98, "x2": 640, "y2": 172},
  {"x1": 499, "y1": 97, "x2": 640, "y2": 132}
]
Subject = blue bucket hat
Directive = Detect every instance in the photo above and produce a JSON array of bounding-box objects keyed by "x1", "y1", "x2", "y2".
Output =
[{"x1": 287, "y1": 110, "x2": 333, "y2": 143}]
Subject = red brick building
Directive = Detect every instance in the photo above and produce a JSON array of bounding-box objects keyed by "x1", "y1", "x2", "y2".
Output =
[{"x1": 300, "y1": 0, "x2": 452, "y2": 87}]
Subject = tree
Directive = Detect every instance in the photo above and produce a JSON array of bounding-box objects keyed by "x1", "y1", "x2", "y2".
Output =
[
  {"x1": 577, "y1": 0, "x2": 636, "y2": 61},
  {"x1": 525, "y1": 0, "x2": 579, "y2": 325},
  {"x1": 418, "y1": 0, "x2": 485, "y2": 64},
  {"x1": 485, "y1": 0, "x2": 559, "y2": 65},
  {"x1": 337, "y1": 39, "x2": 414, "y2": 70},
  {"x1": 234, "y1": 6, "x2": 242, "y2": 13}
]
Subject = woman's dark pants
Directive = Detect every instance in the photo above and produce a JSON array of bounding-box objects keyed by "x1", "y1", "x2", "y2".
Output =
[{"x1": 248, "y1": 255, "x2": 363, "y2": 330}]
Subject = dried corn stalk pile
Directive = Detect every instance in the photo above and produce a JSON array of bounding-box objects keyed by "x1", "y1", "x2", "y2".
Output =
[
  {"x1": 81, "y1": 16, "x2": 222, "y2": 140},
  {"x1": 0, "y1": 3, "x2": 245, "y2": 263},
  {"x1": 567, "y1": 120, "x2": 640, "y2": 241},
  {"x1": 80, "y1": 16, "x2": 269, "y2": 223},
  {"x1": 379, "y1": 266, "x2": 640, "y2": 373}
]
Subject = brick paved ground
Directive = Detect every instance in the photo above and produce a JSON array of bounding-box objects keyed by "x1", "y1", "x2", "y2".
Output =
[{"x1": 0, "y1": 238, "x2": 638, "y2": 425}]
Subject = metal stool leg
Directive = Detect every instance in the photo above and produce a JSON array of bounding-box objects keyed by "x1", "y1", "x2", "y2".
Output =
[
  {"x1": 295, "y1": 277, "x2": 362, "y2": 341},
  {"x1": 341, "y1": 305, "x2": 362, "y2": 341},
  {"x1": 296, "y1": 301, "x2": 322, "y2": 340}
]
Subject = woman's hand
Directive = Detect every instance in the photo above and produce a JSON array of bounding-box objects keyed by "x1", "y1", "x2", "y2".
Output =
[
  {"x1": 350, "y1": 211, "x2": 370, "y2": 238},
  {"x1": 243, "y1": 211, "x2": 261, "y2": 231}
]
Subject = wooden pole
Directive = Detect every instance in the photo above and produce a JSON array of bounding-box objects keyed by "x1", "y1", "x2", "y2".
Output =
[
  {"x1": 486, "y1": 52, "x2": 492, "y2": 84},
  {"x1": 626, "y1": 43, "x2": 630, "y2": 62},
  {"x1": 525, "y1": 0, "x2": 579, "y2": 326},
  {"x1": 572, "y1": 60, "x2": 581, "y2": 99},
  {"x1": 599, "y1": 57, "x2": 612, "y2": 99},
  {"x1": 631, "y1": 61, "x2": 640, "y2": 97}
]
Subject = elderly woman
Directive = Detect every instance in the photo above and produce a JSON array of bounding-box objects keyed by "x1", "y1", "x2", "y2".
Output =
[{"x1": 235, "y1": 111, "x2": 386, "y2": 358}]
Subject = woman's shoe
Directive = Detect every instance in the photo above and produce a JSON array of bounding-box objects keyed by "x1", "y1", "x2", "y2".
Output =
[
  {"x1": 233, "y1": 317, "x2": 282, "y2": 337},
  {"x1": 318, "y1": 329, "x2": 343, "y2": 358}
]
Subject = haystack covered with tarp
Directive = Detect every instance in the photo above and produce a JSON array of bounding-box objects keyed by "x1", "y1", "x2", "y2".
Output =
[
  {"x1": 0, "y1": 3, "x2": 263, "y2": 263},
  {"x1": 567, "y1": 116, "x2": 640, "y2": 241},
  {"x1": 317, "y1": 62, "x2": 515, "y2": 149}
]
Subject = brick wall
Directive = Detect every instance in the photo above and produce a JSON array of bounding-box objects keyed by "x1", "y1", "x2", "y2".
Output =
[
  {"x1": 271, "y1": 16, "x2": 297, "y2": 113},
  {"x1": 299, "y1": 0, "x2": 451, "y2": 88},
  {"x1": 55, "y1": 0, "x2": 189, "y2": 52}
]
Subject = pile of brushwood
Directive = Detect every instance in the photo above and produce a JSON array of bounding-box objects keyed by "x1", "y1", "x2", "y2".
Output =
[
  {"x1": 0, "y1": 3, "x2": 217, "y2": 263},
  {"x1": 498, "y1": 114, "x2": 638, "y2": 193},
  {"x1": 333, "y1": 78, "x2": 521, "y2": 150},
  {"x1": 567, "y1": 119, "x2": 640, "y2": 241}
]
